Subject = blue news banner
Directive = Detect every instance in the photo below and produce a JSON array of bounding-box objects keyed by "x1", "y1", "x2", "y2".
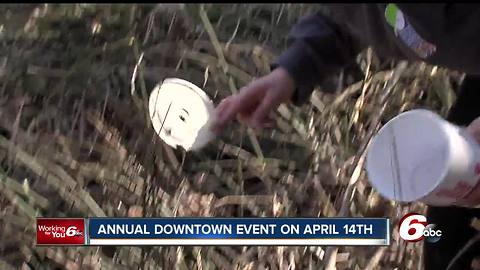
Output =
[{"x1": 84, "y1": 218, "x2": 390, "y2": 246}]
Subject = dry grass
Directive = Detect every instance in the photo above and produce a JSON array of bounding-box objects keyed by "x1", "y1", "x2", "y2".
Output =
[{"x1": 0, "y1": 4, "x2": 476, "y2": 270}]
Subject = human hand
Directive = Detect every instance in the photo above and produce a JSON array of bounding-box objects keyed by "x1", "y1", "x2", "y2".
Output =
[
  {"x1": 213, "y1": 67, "x2": 295, "y2": 131},
  {"x1": 467, "y1": 117, "x2": 480, "y2": 143},
  {"x1": 461, "y1": 117, "x2": 480, "y2": 206}
]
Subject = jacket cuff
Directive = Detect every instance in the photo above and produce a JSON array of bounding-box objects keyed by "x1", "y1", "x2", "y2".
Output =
[{"x1": 275, "y1": 40, "x2": 323, "y2": 106}]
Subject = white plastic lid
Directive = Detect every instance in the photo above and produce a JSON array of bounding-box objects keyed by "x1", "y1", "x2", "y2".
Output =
[
  {"x1": 149, "y1": 78, "x2": 216, "y2": 151},
  {"x1": 365, "y1": 109, "x2": 450, "y2": 202}
]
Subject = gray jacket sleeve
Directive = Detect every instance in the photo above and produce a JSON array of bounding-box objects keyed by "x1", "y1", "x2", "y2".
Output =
[{"x1": 275, "y1": 10, "x2": 365, "y2": 105}]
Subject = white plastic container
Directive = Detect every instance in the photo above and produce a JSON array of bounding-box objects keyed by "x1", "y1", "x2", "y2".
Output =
[
  {"x1": 149, "y1": 78, "x2": 216, "y2": 151},
  {"x1": 366, "y1": 109, "x2": 480, "y2": 206}
]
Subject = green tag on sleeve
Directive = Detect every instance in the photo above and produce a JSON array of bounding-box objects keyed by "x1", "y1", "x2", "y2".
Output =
[{"x1": 385, "y1": 4, "x2": 399, "y2": 28}]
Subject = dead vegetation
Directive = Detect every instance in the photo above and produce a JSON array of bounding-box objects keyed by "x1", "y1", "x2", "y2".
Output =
[{"x1": 0, "y1": 4, "x2": 478, "y2": 270}]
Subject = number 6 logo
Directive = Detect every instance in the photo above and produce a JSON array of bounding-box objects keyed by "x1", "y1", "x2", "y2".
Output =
[
  {"x1": 66, "y1": 226, "x2": 78, "y2": 237},
  {"x1": 398, "y1": 213, "x2": 427, "y2": 242}
]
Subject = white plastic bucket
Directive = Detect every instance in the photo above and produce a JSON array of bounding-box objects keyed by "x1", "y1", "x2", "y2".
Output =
[
  {"x1": 148, "y1": 78, "x2": 215, "y2": 151},
  {"x1": 366, "y1": 109, "x2": 480, "y2": 206}
]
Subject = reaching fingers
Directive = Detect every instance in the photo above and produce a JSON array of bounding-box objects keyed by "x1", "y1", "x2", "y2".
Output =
[
  {"x1": 214, "y1": 82, "x2": 265, "y2": 130},
  {"x1": 237, "y1": 113, "x2": 248, "y2": 124},
  {"x1": 215, "y1": 95, "x2": 244, "y2": 128},
  {"x1": 249, "y1": 93, "x2": 277, "y2": 129},
  {"x1": 212, "y1": 97, "x2": 232, "y2": 132}
]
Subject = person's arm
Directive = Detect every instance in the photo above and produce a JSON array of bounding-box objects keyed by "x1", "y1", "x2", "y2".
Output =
[
  {"x1": 275, "y1": 10, "x2": 365, "y2": 105},
  {"x1": 214, "y1": 7, "x2": 367, "y2": 130}
]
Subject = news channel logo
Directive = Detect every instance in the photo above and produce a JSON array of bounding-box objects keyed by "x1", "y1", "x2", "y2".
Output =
[
  {"x1": 398, "y1": 213, "x2": 442, "y2": 243},
  {"x1": 36, "y1": 218, "x2": 85, "y2": 245}
]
